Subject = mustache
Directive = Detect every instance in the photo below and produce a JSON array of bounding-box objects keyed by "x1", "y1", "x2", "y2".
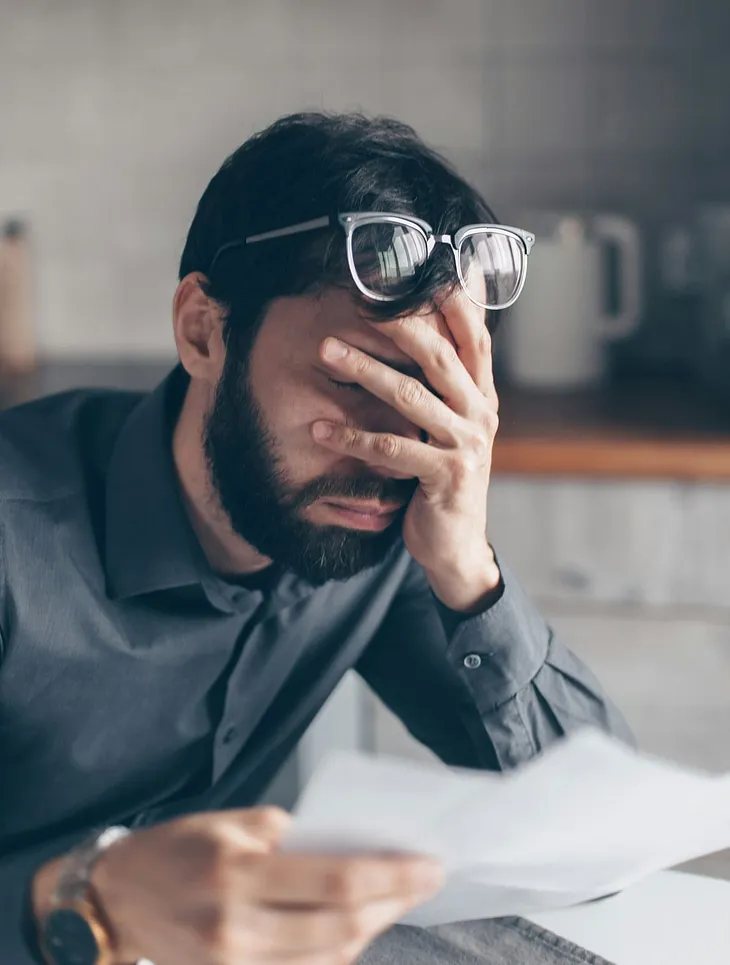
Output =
[{"x1": 289, "y1": 472, "x2": 417, "y2": 510}]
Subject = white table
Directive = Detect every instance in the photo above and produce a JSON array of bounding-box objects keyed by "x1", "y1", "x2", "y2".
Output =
[{"x1": 528, "y1": 871, "x2": 730, "y2": 964}]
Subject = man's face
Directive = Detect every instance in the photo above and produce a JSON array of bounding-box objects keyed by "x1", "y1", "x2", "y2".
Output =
[{"x1": 203, "y1": 288, "x2": 427, "y2": 584}]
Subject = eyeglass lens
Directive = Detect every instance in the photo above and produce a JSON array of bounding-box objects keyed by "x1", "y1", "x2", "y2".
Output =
[
  {"x1": 458, "y1": 232, "x2": 524, "y2": 309},
  {"x1": 349, "y1": 222, "x2": 523, "y2": 308},
  {"x1": 350, "y1": 222, "x2": 429, "y2": 298}
]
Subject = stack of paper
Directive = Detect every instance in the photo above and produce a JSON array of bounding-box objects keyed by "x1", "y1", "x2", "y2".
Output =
[{"x1": 283, "y1": 730, "x2": 730, "y2": 925}]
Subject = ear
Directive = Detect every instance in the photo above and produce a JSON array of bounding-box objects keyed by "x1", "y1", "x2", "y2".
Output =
[{"x1": 173, "y1": 273, "x2": 226, "y2": 384}]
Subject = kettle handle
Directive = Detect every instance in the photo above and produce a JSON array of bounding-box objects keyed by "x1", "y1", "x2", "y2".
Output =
[{"x1": 593, "y1": 214, "x2": 643, "y2": 339}]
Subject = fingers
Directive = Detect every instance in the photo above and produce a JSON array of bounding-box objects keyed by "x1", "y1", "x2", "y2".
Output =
[
  {"x1": 312, "y1": 421, "x2": 441, "y2": 479},
  {"x1": 361, "y1": 318, "x2": 484, "y2": 419},
  {"x1": 238, "y1": 851, "x2": 442, "y2": 907},
  {"x1": 210, "y1": 848, "x2": 441, "y2": 965},
  {"x1": 232, "y1": 893, "x2": 428, "y2": 955},
  {"x1": 89, "y1": 810, "x2": 441, "y2": 965},
  {"x1": 320, "y1": 337, "x2": 466, "y2": 445},
  {"x1": 436, "y1": 287, "x2": 498, "y2": 404}
]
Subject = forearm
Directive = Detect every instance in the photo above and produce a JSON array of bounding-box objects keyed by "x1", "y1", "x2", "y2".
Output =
[{"x1": 442, "y1": 560, "x2": 634, "y2": 765}]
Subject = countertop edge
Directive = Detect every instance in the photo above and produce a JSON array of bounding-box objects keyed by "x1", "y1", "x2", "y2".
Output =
[{"x1": 493, "y1": 436, "x2": 730, "y2": 481}]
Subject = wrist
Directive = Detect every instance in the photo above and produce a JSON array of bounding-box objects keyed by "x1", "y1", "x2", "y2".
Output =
[
  {"x1": 33, "y1": 831, "x2": 135, "y2": 965},
  {"x1": 89, "y1": 850, "x2": 139, "y2": 965},
  {"x1": 425, "y1": 548, "x2": 502, "y2": 613},
  {"x1": 31, "y1": 857, "x2": 64, "y2": 931}
]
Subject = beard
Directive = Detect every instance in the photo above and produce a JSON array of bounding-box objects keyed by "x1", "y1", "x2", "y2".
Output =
[{"x1": 203, "y1": 354, "x2": 417, "y2": 585}]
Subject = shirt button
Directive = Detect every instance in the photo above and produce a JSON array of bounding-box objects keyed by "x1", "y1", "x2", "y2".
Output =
[
  {"x1": 222, "y1": 726, "x2": 237, "y2": 745},
  {"x1": 463, "y1": 654, "x2": 482, "y2": 670}
]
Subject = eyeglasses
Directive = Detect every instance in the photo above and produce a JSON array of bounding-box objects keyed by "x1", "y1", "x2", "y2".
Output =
[{"x1": 208, "y1": 212, "x2": 535, "y2": 311}]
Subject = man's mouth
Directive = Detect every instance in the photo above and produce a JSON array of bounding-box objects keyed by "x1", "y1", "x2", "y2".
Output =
[{"x1": 317, "y1": 498, "x2": 405, "y2": 531}]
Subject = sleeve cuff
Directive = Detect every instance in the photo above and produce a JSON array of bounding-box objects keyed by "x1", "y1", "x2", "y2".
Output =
[
  {"x1": 442, "y1": 557, "x2": 551, "y2": 710},
  {"x1": 433, "y1": 570, "x2": 505, "y2": 640}
]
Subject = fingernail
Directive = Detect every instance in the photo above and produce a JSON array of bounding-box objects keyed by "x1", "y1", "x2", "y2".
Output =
[
  {"x1": 323, "y1": 338, "x2": 349, "y2": 360},
  {"x1": 312, "y1": 421, "x2": 334, "y2": 440}
]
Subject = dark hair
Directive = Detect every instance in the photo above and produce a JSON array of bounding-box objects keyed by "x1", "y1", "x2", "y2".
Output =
[{"x1": 179, "y1": 112, "x2": 498, "y2": 355}]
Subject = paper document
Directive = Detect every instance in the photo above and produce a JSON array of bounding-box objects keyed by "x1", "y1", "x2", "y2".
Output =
[{"x1": 284, "y1": 730, "x2": 730, "y2": 925}]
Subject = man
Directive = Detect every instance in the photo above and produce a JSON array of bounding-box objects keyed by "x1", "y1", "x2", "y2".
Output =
[{"x1": 0, "y1": 112, "x2": 631, "y2": 965}]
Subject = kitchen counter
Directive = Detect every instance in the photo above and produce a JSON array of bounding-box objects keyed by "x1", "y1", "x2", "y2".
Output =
[
  {"x1": 493, "y1": 375, "x2": 730, "y2": 480},
  {"x1": 2, "y1": 362, "x2": 730, "y2": 481}
]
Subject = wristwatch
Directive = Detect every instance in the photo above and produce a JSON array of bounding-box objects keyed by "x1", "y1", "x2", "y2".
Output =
[{"x1": 40, "y1": 826, "x2": 130, "y2": 965}]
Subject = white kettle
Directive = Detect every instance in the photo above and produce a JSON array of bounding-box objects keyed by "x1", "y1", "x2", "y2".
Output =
[{"x1": 503, "y1": 213, "x2": 643, "y2": 389}]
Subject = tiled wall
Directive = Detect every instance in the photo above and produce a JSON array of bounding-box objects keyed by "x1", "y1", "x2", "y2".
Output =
[{"x1": 0, "y1": 0, "x2": 727, "y2": 357}]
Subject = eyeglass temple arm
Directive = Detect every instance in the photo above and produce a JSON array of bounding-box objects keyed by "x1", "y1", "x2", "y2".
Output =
[
  {"x1": 245, "y1": 216, "x2": 332, "y2": 244},
  {"x1": 209, "y1": 217, "x2": 534, "y2": 275},
  {"x1": 208, "y1": 216, "x2": 332, "y2": 275}
]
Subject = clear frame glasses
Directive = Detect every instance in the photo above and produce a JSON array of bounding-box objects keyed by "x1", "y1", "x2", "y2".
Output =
[{"x1": 209, "y1": 211, "x2": 535, "y2": 312}]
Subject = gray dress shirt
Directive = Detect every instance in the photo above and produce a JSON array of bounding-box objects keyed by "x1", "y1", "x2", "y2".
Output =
[{"x1": 0, "y1": 367, "x2": 631, "y2": 963}]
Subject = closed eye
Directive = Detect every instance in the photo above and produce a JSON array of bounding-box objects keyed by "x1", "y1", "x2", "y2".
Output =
[
  {"x1": 327, "y1": 377, "x2": 365, "y2": 393},
  {"x1": 328, "y1": 374, "x2": 444, "y2": 402}
]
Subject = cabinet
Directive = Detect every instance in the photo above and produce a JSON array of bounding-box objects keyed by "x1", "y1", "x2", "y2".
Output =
[{"x1": 487, "y1": 478, "x2": 730, "y2": 610}]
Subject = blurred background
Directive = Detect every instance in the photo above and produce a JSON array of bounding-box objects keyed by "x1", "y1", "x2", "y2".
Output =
[{"x1": 1, "y1": 0, "x2": 729, "y2": 873}]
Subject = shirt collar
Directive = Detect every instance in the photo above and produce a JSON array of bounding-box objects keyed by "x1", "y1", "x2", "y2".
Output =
[
  {"x1": 104, "y1": 365, "x2": 318, "y2": 613},
  {"x1": 104, "y1": 365, "x2": 207, "y2": 601}
]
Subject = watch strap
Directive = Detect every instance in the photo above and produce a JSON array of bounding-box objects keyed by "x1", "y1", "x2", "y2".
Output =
[{"x1": 51, "y1": 826, "x2": 131, "y2": 907}]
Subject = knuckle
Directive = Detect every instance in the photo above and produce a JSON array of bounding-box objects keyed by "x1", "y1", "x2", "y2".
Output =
[
  {"x1": 449, "y1": 445, "x2": 484, "y2": 480},
  {"x1": 353, "y1": 352, "x2": 371, "y2": 375},
  {"x1": 343, "y1": 427, "x2": 361, "y2": 451},
  {"x1": 476, "y1": 327, "x2": 492, "y2": 356},
  {"x1": 432, "y1": 339, "x2": 458, "y2": 370},
  {"x1": 449, "y1": 454, "x2": 472, "y2": 483},
  {"x1": 483, "y1": 407, "x2": 499, "y2": 434},
  {"x1": 396, "y1": 377, "x2": 425, "y2": 408},
  {"x1": 374, "y1": 433, "x2": 401, "y2": 460},
  {"x1": 245, "y1": 806, "x2": 289, "y2": 831},
  {"x1": 469, "y1": 431, "x2": 492, "y2": 465}
]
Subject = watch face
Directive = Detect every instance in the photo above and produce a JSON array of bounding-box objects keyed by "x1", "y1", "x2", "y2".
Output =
[{"x1": 42, "y1": 909, "x2": 100, "y2": 965}]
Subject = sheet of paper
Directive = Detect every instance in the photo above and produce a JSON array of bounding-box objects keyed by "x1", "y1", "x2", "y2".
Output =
[{"x1": 283, "y1": 729, "x2": 730, "y2": 926}]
